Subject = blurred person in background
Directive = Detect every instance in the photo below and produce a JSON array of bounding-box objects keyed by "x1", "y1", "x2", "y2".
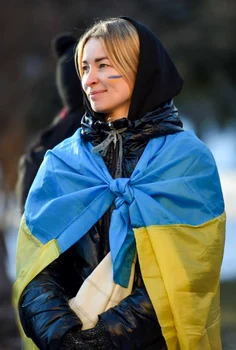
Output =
[
  {"x1": 0, "y1": 172, "x2": 20, "y2": 349},
  {"x1": 16, "y1": 32, "x2": 85, "y2": 213},
  {"x1": 13, "y1": 17, "x2": 225, "y2": 350}
]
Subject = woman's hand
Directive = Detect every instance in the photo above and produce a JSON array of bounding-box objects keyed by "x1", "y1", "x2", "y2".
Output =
[{"x1": 60, "y1": 319, "x2": 115, "y2": 350}]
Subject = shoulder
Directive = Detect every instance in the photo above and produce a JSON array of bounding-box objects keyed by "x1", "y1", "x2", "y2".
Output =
[
  {"x1": 26, "y1": 128, "x2": 83, "y2": 193},
  {"x1": 160, "y1": 130, "x2": 215, "y2": 163},
  {"x1": 166, "y1": 129, "x2": 208, "y2": 150},
  {"x1": 144, "y1": 130, "x2": 218, "y2": 181},
  {"x1": 52, "y1": 127, "x2": 82, "y2": 152},
  {"x1": 42, "y1": 128, "x2": 83, "y2": 166}
]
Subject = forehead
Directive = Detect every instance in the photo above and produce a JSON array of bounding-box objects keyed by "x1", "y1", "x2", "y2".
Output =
[{"x1": 82, "y1": 37, "x2": 107, "y2": 62}]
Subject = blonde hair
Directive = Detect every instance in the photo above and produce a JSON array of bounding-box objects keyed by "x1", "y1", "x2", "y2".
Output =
[{"x1": 75, "y1": 18, "x2": 140, "y2": 89}]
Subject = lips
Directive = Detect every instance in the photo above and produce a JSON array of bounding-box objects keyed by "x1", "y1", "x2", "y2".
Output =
[
  {"x1": 89, "y1": 90, "x2": 106, "y2": 101},
  {"x1": 89, "y1": 90, "x2": 106, "y2": 96}
]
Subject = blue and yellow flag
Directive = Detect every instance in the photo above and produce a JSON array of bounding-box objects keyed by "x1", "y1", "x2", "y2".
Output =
[{"x1": 13, "y1": 129, "x2": 225, "y2": 349}]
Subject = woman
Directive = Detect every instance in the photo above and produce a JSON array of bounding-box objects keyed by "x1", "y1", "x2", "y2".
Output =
[{"x1": 13, "y1": 17, "x2": 225, "y2": 350}]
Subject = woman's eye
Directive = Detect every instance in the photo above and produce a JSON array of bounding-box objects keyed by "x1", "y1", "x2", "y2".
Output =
[
  {"x1": 99, "y1": 63, "x2": 107, "y2": 69},
  {"x1": 82, "y1": 66, "x2": 89, "y2": 73}
]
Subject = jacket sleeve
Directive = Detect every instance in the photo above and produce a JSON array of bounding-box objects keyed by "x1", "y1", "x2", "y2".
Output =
[
  {"x1": 19, "y1": 247, "x2": 83, "y2": 350},
  {"x1": 99, "y1": 283, "x2": 166, "y2": 349}
]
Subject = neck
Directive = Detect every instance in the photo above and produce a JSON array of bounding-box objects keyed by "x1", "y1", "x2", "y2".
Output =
[{"x1": 106, "y1": 115, "x2": 128, "y2": 123}]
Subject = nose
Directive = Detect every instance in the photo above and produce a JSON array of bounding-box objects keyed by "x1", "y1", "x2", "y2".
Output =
[{"x1": 83, "y1": 68, "x2": 98, "y2": 88}]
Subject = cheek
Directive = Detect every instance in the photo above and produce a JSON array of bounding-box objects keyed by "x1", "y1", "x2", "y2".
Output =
[
  {"x1": 120, "y1": 82, "x2": 131, "y2": 98},
  {"x1": 107, "y1": 80, "x2": 121, "y2": 92}
]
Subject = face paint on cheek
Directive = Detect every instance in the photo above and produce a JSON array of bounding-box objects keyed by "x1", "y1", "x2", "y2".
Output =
[{"x1": 107, "y1": 75, "x2": 123, "y2": 79}]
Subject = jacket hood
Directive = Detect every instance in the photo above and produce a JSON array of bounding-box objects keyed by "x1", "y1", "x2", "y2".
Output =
[
  {"x1": 122, "y1": 17, "x2": 183, "y2": 120},
  {"x1": 83, "y1": 17, "x2": 183, "y2": 121}
]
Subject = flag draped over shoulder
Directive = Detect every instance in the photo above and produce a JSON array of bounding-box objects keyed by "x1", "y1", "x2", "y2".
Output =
[{"x1": 13, "y1": 128, "x2": 225, "y2": 349}]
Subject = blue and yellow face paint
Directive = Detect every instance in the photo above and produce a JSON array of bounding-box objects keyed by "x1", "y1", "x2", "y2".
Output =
[{"x1": 107, "y1": 75, "x2": 123, "y2": 79}]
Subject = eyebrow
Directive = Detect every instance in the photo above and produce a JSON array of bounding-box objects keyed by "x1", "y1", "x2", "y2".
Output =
[{"x1": 82, "y1": 56, "x2": 109, "y2": 64}]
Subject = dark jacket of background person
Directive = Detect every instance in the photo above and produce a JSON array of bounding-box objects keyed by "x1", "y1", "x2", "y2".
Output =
[
  {"x1": 16, "y1": 33, "x2": 84, "y2": 213},
  {"x1": 18, "y1": 18, "x2": 184, "y2": 350}
]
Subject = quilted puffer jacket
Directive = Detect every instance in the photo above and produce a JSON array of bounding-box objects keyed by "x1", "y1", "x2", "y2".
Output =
[{"x1": 19, "y1": 103, "x2": 183, "y2": 350}]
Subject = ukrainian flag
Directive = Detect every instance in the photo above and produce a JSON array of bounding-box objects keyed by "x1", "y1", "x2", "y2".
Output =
[{"x1": 13, "y1": 129, "x2": 225, "y2": 349}]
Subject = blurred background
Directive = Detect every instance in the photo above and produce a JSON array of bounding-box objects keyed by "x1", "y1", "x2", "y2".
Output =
[{"x1": 0, "y1": 1, "x2": 236, "y2": 349}]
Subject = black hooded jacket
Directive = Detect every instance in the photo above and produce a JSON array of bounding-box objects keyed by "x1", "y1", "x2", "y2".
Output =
[{"x1": 19, "y1": 18, "x2": 184, "y2": 350}]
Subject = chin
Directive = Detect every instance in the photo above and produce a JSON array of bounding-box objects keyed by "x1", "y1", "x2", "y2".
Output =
[{"x1": 92, "y1": 106, "x2": 110, "y2": 114}]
